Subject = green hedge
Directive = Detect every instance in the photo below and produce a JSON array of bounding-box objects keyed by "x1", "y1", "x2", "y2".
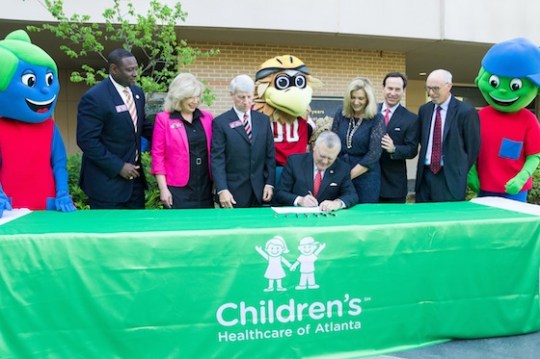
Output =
[{"x1": 68, "y1": 152, "x2": 163, "y2": 209}]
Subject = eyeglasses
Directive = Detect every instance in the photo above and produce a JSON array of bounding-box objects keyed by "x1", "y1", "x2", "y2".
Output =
[
  {"x1": 426, "y1": 86, "x2": 441, "y2": 93},
  {"x1": 426, "y1": 83, "x2": 449, "y2": 93}
]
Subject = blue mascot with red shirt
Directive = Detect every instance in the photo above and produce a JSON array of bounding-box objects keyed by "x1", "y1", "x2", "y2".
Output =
[
  {"x1": 0, "y1": 30, "x2": 75, "y2": 217},
  {"x1": 469, "y1": 38, "x2": 540, "y2": 202}
]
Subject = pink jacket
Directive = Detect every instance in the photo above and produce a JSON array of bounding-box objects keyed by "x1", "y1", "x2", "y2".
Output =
[{"x1": 151, "y1": 110, "x2": 213, "y2": 186}]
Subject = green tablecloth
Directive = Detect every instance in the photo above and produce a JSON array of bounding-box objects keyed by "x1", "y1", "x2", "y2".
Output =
[{"x1": 1, "y1": 202, "x2": 539, "y2": 358}]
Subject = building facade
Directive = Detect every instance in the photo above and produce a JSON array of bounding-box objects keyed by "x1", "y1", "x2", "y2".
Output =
[{"x1": 2, "y1": 0, "x2": 540, "y2": 180}]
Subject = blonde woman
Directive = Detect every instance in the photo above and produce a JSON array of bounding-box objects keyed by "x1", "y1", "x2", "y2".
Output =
[
  {"x1": 151, "y1": 73, "x2": 214, "y2": 208},
  {"x1": 331, "y1": 77, "x2": 385, "y2": 203}
]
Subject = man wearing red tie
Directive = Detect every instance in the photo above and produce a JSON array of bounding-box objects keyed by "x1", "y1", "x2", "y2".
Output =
[
  {"x1": 378, "y1": 72, "x2": 419, "y2": 203},
  {"x1": 275, "y1": 131, "x2": 358, "y2": 211},
  {"x1": 415, "y1": 69, "x2": 480, "y2": 202}
]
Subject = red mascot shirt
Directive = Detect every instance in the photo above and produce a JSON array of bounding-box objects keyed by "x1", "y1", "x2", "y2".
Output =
[
  {"x1": 477, "y1": 107, "x2": 540, "y2": 192},
  {"x1": 0, "y1": 117, "x2": 56, "y2": 209},
  {"x1": 272, "y1": 117, "x2": 309, "y2": 166}
]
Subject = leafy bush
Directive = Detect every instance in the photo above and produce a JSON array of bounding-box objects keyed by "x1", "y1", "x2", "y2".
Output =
[
  {"x1": 67, "y1": 152, "x2": 162, "y2": 209},
  {"x1": 527, "y1": 166, "x2": 540, "y2": 204},
  {"x1": 28, "y1": 0, "x2": 218, "y2": 103},
  {"x1": 67, "y1": 154, "x2": 89, "y2": 209}
]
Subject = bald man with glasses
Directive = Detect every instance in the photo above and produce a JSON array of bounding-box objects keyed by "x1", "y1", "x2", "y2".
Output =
[{"x1": 415, "y1": 69, "x2": 480, "y2": 202}]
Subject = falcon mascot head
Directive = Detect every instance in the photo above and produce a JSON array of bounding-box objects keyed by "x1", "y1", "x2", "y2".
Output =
[{"x1": 253, "y1": 55, "x2": 322, "y2": 124}]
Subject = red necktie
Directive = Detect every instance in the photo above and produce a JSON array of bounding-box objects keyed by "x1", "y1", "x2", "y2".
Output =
[
  {"x1": 384, "y1": 108, "x2": 391, "y2": 125},
  {"x1": 243, "y1": 112, "x2": 252, "y2": 141},
  {"x1": 313, "y1": 170, "x2": 322, "y2": 197},
  {"x1": 430, "y1": 106, "x2": 442, "y2": 174}
]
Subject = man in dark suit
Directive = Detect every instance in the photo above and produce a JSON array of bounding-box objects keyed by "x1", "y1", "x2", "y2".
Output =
[
  {"x1": 415, "y1": 69, "x2": 480, "y2": 202},
  {"x1": 77, "y1": 48, "x2": 153, "y2": 209},
  {"x1": 211, "y1": 74, "x2": 276, "y2": 208},
  {"x1": 276, "y1": 131, "x2": 358, "y2": 211},
  {"x1": 379, "y1": 72, "x2": 419, "y2": 203}
]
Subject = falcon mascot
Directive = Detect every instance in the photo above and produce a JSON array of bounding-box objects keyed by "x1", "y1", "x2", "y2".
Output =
[{"x1": 253, "y1": 55, "x2": 322, "y2": 168}]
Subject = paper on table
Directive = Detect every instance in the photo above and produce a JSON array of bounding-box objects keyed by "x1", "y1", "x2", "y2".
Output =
[
  {"x1": 0, "y1": 208, "x2": 32, "y2": 226},
  {"x1": 271, "y1": 206, "x2": 322, "y2": 215},
  {"x1": 470, "y1": 196, "x2": 540, "y2": 216}
]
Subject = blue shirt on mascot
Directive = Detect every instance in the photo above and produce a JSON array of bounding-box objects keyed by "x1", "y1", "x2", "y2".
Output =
[{"x1": 0, "y1": 29, "x2": 75, "y2": 217}]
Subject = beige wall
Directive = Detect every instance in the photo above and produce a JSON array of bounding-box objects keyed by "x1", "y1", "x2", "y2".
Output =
[
  {"x1": 187, "y1": 43, "x2": 406, "y2": 114},
  {"x1": 8, "y1": 0, "x2": 540, "y2": 44}
]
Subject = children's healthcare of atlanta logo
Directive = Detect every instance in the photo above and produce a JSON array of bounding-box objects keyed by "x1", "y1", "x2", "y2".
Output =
[
  {"x1": 214, "y1": 235, "x2": 367, "y2": 342},
  {"x1": 255, "y1": 235, "x2": 326, "y2": 292}
]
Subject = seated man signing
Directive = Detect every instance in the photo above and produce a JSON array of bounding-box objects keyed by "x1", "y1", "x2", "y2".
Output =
[{"x1": 275, "y1": 131, "x2": 358, "y2": 211}]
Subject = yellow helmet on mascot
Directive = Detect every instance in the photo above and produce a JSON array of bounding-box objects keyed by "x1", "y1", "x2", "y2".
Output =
[{"x1": 254, "y1": 55, "x2": 322, "y2": 124}]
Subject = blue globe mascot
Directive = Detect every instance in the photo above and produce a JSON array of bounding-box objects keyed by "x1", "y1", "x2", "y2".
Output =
[{"x1": 0, "y1": 30, "x2": 75, "y2": 217}]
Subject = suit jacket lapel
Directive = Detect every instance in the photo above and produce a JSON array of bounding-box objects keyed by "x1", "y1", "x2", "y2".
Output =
[
  {"x1": 423, "y1": 105, "x2": 434, "y2": 148},
  {"x1": 249, "y1": 110, "x2": 259, "y2": 143},
  {"x1": 391, "y1": 105, "x2": 405, "y2": 126},
  {"x1": 443, "y1": 97, "x2": 457, "y2": 141},
  {"x1": 303, "y1": 156, "x2": 315, "y2": 193}
]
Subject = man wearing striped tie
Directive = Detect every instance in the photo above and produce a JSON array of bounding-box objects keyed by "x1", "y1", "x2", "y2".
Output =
[
  {"x1": 77, "y1": 48, "x2": 154, "y2": 209},
  {"x1": 211, "y1": 75, "x2": 276, "y2": 208}
]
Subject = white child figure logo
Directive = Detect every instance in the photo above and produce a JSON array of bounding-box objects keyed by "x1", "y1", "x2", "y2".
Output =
[
  {"x1": 255, "y1": 236, "x2": 292, "y2": 292},
  {"x1": 290, "y1": 237, "x2": 326, "y2": 290}
]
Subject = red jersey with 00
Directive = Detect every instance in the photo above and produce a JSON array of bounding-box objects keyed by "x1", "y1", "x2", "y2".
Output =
[{"x1": 272, "y1": 118, "x2": 309, "y2": 166}]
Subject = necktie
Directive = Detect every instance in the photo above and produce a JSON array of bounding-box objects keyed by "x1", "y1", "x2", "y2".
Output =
[
  {"x1": 123, "y1": 88, "x2": 138, "y2": 132},
  {"x1": 384, "y1": 108, "x2": 391, "y2": 125},
  {"x1": 430, "y1": 106, "x2": 442, "y2": 174},
  {"x1": 243, "y1": 112, "x2": 252, "y2": 141},
  {"x1": 313, "y1": 170, "x2": 322, "y2": 197}
]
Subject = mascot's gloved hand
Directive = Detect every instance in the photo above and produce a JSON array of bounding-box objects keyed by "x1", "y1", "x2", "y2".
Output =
[
  {"x1": 467, "y1": 164, "x2": 480, "y2": 193},
  {"x1": 55, "y1": 191, "x2": 76, "y2": 212},
  {"x1": 505, "y1": 153, "x2": 540, "y2": 195},
  {"x1": 0, "y1": 186, "x2": 13, "y2": 218}
]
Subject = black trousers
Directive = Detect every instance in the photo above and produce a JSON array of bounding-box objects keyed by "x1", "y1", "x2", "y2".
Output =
[{"x1": 88, "y1": 177, "x2": 146, "y2": 209}]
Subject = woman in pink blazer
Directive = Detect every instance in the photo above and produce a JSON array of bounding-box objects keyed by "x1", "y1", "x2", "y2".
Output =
[{"x1": 151, "y1": 73, "x2": 214, "y2": 208}]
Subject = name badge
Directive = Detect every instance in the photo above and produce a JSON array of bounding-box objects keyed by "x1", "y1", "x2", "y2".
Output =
[
  {"x1": 229, "y1": 120, "x2": 243, "y2": 129},
  {"x1": 116, "y1": 104, "x2": 128, "y2": 113}
]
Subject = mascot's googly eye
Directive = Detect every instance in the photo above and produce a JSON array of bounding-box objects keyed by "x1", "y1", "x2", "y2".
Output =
[
  {"x1": 295, "y1": 75, "x2": 306, "y2": 89},
  {"x1": 510, "y1": 78, "x2": 522, "y2": 91},
  {"x1": 46, "y1": 72, "x2": 54, "y2": 86},
  {"x1": 489, "y1": 75, "x2": 500, "y2": 88},
  {"x1": 21, "y1": 73, "x2": 37, "y2": 87},
  {"x1": 275, "y1": 74, "x2": 307, "y2": 90},
  {"x1": 275, "y1": 74, "x2": 291, "y2": 90}
]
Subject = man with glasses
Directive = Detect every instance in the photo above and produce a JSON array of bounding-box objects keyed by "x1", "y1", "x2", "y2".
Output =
[{"x1": 415, "y1": 69, "x2": 480, "y2": 202}]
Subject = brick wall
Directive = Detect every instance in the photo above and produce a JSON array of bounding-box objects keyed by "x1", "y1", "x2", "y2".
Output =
[
  {"x1": 55, "y1": 42, "x2": 406, "y2": 154},
  {"x1": 181, "y1": 42, "x2": 406, "y2": 115}
]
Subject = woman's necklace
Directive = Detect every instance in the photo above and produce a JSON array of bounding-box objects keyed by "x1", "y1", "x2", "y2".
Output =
[{"x1": 346, "y1": 117, "x2": 363, "y2": 149}]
